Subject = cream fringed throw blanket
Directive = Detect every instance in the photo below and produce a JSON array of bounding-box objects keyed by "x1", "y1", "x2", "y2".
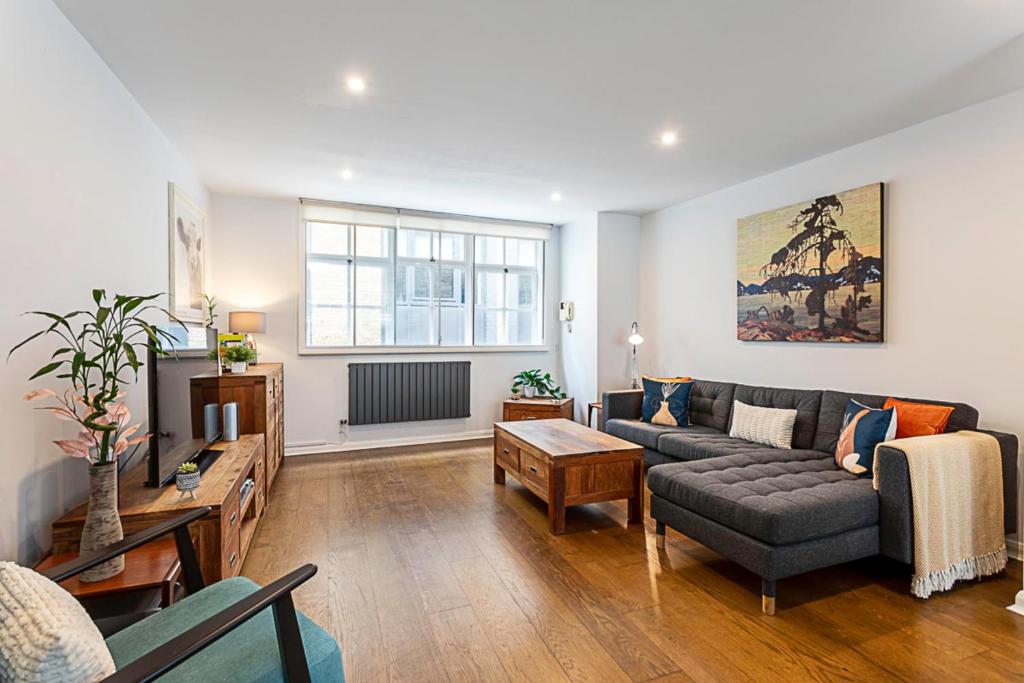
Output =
[{"x1": 872, "y1": 431, "x2": 1007, "y2": 599}]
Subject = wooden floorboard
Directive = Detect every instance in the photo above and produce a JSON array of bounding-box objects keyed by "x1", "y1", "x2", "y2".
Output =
[{"x1": 243, "y1": 442, "x2": 1024, "y2": 683}]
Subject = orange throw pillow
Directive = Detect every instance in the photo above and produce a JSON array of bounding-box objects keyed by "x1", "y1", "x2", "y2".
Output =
[{"x1": 883, "y1": 397, "x2": 954, "y2": 438}]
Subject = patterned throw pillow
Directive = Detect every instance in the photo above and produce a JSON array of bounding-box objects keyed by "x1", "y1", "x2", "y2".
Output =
[
  {"x1": 641, "y1": 377, "x2": 693, "y2": 427},
  {"x1": 882, "y1": 397, "x2": 953, "y2": 438},
  {"x1": 0, "y1": 561, "x2": 115, "y2": 682},
  {"x1": 835, "y1": 399, "x2": 897, "y2": 476},
  {"x1": 728, "y1": 400, "x2": 797, "y2": 449}
]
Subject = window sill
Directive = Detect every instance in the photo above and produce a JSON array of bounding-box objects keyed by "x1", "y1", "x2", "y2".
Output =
[{"x1": 298, "y1": 344, "x2": 552, "y2": 356}]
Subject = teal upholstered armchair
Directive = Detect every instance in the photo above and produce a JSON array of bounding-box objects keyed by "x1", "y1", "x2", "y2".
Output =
[{"x1": 39, "y1": 507, "x2": 344, "y2": 682}]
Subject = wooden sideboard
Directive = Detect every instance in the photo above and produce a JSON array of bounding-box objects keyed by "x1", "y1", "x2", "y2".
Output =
[
  {"x1": 190, "y1": 363, "x2": 284, "y2": 495},
  {"x1": 52, "y1": 435, "x2": 266, "y2": 584},
  {"x1": 502, "y1": 397, "x2": 575, "y2": 422}
]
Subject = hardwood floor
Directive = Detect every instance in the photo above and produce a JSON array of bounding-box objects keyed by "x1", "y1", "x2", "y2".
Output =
[{"x1": 242, "y1": 440, "x2": 1024, "y2": 682}]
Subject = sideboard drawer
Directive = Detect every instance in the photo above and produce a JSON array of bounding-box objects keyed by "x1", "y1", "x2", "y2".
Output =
[
  {"x1": 520, "y1": 450, "x2": 548, "y2": 487},
  {"x1": 221, "y1": 530, "x2": 241, "y2": 578},
  {"x1": 495, "y1": 433, "x2": 520, "y2": 472}
]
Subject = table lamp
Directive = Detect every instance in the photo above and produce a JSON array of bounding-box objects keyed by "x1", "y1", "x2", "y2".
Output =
[
  {"x1": 628, "y1": 321, "x2": 644, "y2": 389},
  {"x1": 229, "y1": 311, "x2": 267, "y2": 365}
]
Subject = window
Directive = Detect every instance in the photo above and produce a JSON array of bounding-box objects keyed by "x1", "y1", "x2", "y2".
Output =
[{"x1": 301, "y1": 201, "x2": 549, "y2": 351}]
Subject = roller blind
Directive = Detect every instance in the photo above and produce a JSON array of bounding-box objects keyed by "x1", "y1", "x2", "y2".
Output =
[{"x1": 300, "y1": 198, "x2": 552, "y2": 240}]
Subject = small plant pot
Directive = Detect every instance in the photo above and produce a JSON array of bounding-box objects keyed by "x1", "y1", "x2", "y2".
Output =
[
  {"x1": 176, "y1": 471, "x2": 201, "y2": 499},
  {"x1": 523, "y1": 386, "x2": 537, "y2": 398},
  {"x1": 230, "y1": 361, "x2": 248, "y2": 374}
]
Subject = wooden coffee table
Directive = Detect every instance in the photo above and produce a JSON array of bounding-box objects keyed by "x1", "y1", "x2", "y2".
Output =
[{"x1": 493, "y1": 418, "x2": 644, "y2": 534}]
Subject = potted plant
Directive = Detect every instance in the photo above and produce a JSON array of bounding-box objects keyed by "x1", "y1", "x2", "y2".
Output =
[
  {"x1": 202, "y1": 293, "x2": 218, "y2": 350},
  {"x1": 222, "y1": 345, "x2": 256, "y2": 374},
  {"x1": 510, "y1": 386, "x2": 521, "y2": 401},
  {"x1": 11, "y1": 290, "x2": 180, "y2": 581},
  {"x1": 176, "y1": 461, "x2": 200, "y2": 499},
  {"x1": 511, "y1": 369, "x2": 567, "y2": 401}
]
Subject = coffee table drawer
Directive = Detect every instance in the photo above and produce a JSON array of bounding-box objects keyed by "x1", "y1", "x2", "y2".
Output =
[
  {"x1": 495, "y1": 433, "x2": 520, "y2": 472},
  {"x1": 520, "y1": 450, "x2": 548, "y2": 487}
]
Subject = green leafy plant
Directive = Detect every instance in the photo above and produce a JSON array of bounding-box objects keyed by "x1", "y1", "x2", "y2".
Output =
[
  {"x1": 222, "y1": 345, "x2": 256, "y2": 364},
  {"x1": 511, "y1": 369, "x2": 567, "y2": 399},
  {"x1": 10, "y1": 290, "x2": 181, "y2": 465},
  {"x1": 202, "y1": 293, "x2": 217, "y2": 329},
  {"x1": 177, "y1": 461, "x2": 199, "y2": 475}
]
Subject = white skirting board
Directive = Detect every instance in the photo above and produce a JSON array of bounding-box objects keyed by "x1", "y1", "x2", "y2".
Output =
[{"x1": 284, "y1": 429, "x2": 493, "y2": 456}]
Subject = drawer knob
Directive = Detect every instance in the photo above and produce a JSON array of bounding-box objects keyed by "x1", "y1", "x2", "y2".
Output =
[
  {"x1": 529, "y1": 466, "x2": 538, "y2": 474},
  {"x1": 526, "y1": 416, "x2": 536, "y2": 420},
  {"x1": 503, "y1": 448, "x2": 510, "y2": 454},
  {"x1": 229, "y1": 552, "x2": 237, "y2": 568},
  {"x1": 229, "y1": 511, "x2": 237, "y2": 526}
]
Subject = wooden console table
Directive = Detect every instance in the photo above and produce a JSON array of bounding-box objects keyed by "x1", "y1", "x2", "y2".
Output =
[
  {"x1": 502, "y1": 397, "x2": 574, "y2": 422},
  {"x1": 52, "y1": 434, "x2": 266, "y2": 584}
]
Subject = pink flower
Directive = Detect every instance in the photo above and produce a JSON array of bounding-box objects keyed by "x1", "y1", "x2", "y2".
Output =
[
  {"x1": 53, "y1": 439, "x2": 92, "y2": 458},
  {"x1": 23, "y1": 389, "x2": 56, "y2": 401}
]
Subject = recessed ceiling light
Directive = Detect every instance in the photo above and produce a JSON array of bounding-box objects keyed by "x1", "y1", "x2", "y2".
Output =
[
  {"x1": 660, "y1": 130, "x2": 678, "y2": 146},
  {"x1": 550, "y1": 192, "x2": 562, "y2": 202},
  {"x1": 340, "y1": 169, "x2": 354, "y2": 180},
  {"x1": 346, "y1": 76, "x2": 366, "y2": 93}
]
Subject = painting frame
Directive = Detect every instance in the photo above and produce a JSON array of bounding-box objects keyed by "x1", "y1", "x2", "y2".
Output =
[
  {"x1": 168, "y1": 182, "x2": 207, "y2": 323},
  {"x1": 736, "y1": 182, "x2": 885, "y2": 343}
]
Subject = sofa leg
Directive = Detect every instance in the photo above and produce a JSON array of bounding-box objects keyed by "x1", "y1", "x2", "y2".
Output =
[
  {"x1": 655, "y1": 520, "x2": 666, "y2": 549},
  {"x1": 761, "y1": 579, "x2": 776, "y2": 616}
]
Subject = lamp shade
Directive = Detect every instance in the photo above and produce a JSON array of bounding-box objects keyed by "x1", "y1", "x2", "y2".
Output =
[
  {"x1": 627, "y1": 321, "x2": 644, "y2": 346},
  {"x1": 229, "y1": 311, "x2": 267, "y2": 334}
]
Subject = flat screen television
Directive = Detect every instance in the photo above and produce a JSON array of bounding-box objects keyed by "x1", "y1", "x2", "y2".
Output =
[{"x1": 143, "y1": 338, "x2": 222, "y2": 487}]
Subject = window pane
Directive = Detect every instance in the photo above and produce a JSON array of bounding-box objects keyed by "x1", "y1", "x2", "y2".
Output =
[
  {"x1": 475, "y1": 270, "x2": 504, "y2": 308},
  {"x1": 507, "y1": 272, "x2": 535, "y2": 308},
  {"x1": 510, "y1": 310, "x2": 538, "y2": 345},
  {"x1": 354, "y1": 263, "x2": 393, "y2": 345},
  {"x1": 440, "y1": 265, "x2": 468, "y2": 346},
  {"x1": 307, "y1": 260, "x2": 352, "y2": 345},
  {"x1": 307, "y1": 222, "x2": 349, "y2": 255},
  {"x1": 506, "y1": 238, "x2": 539, "y2": 267},
  {"x1": 396, "y1": 262, "x2": 437, "y2": 345},
  {"x1": 439, "y1": 233, "x2": 465, "y2": 262},
  {"x1": 397, "y1": 229, "x2": 434, "y2": 259},
  {"x1": 474, "y1": 235, "x2": 503, "y2": 265},
  {"x1": 356, "y1": 225, "x2": 391, "y2": 258},
  {"x1": 474, "y1": 309, "x2": 503, "y2": 346}
]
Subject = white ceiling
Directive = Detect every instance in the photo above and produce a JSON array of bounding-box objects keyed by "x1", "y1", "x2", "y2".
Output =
[{"x1": 55, "y1": 0, "x2": 1024, "y2": 224}]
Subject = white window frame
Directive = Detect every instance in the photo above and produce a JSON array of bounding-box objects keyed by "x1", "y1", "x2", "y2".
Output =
[{"x1": 299, "y1": 213, "x2": 548, "y2": 355}]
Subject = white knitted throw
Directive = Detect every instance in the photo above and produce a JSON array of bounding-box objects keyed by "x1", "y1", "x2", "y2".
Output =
[
  {"x1": 0, "y1": 561, "x2": 115, "y2": 682},
  {"x1": 873, "y1": 431, "x2": 1007, "y2": 599}
]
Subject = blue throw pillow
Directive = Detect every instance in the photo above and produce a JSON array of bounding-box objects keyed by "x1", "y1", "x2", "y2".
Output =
[
  {"x1": 835, "y1": 399, "x2": 897, "y2": 476},
  {"x1": 641, "y1": 378, "x2": 693, "y2": 427}
]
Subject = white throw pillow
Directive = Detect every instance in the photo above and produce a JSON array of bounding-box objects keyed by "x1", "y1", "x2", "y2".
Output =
[
  {"x1": 729, "y1": 400, "x2": 797, "y2": 449},
  {"x1": 0, "y1": 561, "x2": 115, "y2": 682}
]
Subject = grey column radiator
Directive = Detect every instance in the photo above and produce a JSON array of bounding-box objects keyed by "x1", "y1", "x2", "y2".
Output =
[{"x1": 348, "y1": 361, "x2": 471, "y2": 425}]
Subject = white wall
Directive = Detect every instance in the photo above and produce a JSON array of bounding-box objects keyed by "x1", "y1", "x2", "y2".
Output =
[
  {"x1": 0, "y1": 0, "x2": 207, "y2": 563},
  {"x1": 639, "y1": 88, "x2": 1024, "y2": 547},
  {"x1": 558, "y1": 216, "x2": 598, "y2": 422},
  {"x1": 596, "y1": 213, "x2": 641, "y2": 396},
  {"x1": 559, "y1": 212, "x2": 642, "y2": 420},
  {"x1": 208, "y1": 193, "x2": 563, "y2": 451}
]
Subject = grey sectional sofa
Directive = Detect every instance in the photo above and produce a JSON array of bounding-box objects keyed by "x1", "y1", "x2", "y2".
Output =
[{"x1": 601, "y1": 380, "x2": 1019, "y2": 615}]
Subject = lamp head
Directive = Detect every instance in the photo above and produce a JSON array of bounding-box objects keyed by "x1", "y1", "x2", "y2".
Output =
[{"x1": 628, "y1": 321, "x2": 644, "y2": 346}]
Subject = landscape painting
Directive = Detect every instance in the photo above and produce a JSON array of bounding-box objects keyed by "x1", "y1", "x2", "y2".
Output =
[{"x1": 737, "y1": 182, "x2": 883, "y2": 343}]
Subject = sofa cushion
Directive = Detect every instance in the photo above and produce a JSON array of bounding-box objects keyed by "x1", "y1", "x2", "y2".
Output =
[
  {"x1": 813, "y1": 391, "x2": 979, "y2": 453},
  {"x1": 105, "y1": 576, "x2": 344, "y2": 682},
  {"x1": 647, "y1": 450, "x2": 878, "y2": 545},
  {"x1": 732, "y1": 384, "x2": 822, "y2": 450},
  {"x1": 604, "y1": 418, "x2": 689, "y2": 449},
  {"x1": 656, "y1": 427, "x2": 768, "y2": 461},
  {"x1": 688, "y1": 380, "x2": 736, "y2": 432}
]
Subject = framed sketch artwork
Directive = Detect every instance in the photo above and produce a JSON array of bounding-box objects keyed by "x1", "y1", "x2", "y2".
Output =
[{"x1": 168, "y1": 183, "x2": 207, "y2": 322}]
